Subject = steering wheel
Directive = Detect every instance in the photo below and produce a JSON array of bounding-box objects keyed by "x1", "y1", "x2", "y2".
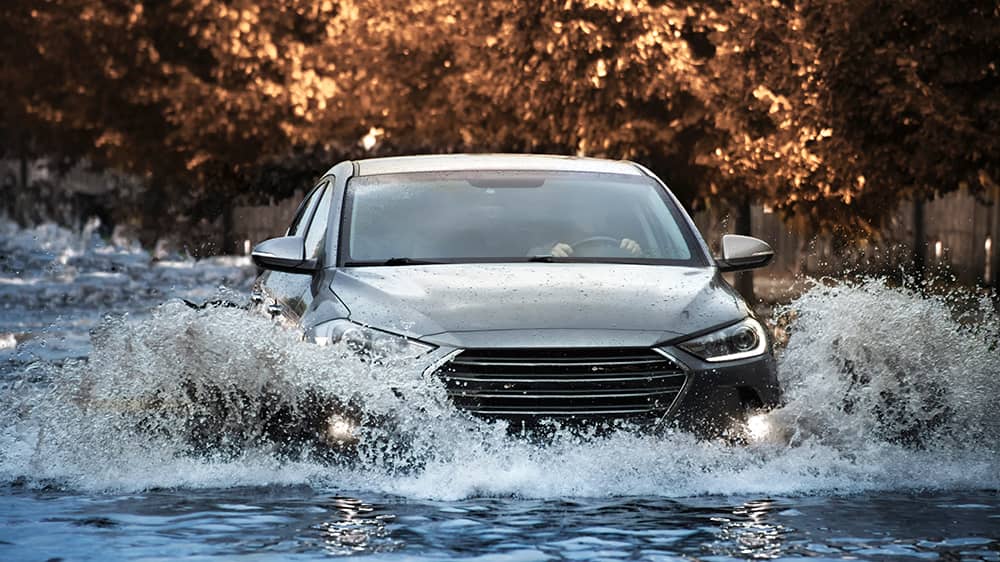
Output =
[{"x1": 568, "y1": 236, "x2": 631, "y2": 257}]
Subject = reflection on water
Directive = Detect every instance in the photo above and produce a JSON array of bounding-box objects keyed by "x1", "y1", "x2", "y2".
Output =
[
  {"x1": 709, "y1": 499, "x2": 789, "y2": 559},
  {"x1": 313, "y1": 497, "x2": 399, "y2": 555},
  {"x1": 0, "y1": 488, "x2": 996, "y2": 560}
]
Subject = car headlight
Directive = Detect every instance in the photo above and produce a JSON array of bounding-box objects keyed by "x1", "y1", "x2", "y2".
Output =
[
  {"x1": 306, "y1": 319, "x2": 435, "y2": 359},
  {"x1": 675, "y1": 317, "x2": 768, "y2": 362}
]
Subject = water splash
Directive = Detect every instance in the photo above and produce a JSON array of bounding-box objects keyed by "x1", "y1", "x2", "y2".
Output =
[
  {"x1": 773, "y1": 278, "x2": 999, "y2": 450},
  {"x1": 0, "y1": 279, "x2": 998, "y2": 499}
]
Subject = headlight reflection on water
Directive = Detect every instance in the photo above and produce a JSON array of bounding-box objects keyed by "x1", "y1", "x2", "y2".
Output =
[
  {"x1": 314, "y1": 497, "x2": 399, "y2": 556},
  {"x1": 709, "y1": 500, "x2": 789, "y2": 560}
]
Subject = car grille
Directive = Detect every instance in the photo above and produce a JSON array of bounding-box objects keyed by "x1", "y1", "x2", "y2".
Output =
[{"x1": 434, "y1": 348, "x2": 686, "y2": 421}]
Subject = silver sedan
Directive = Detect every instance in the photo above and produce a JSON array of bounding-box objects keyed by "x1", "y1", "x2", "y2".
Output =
[{"x1": 251, "y1": 154, "x2": 781, "y2": 445}]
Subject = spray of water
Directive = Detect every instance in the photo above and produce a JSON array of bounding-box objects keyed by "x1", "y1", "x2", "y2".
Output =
[{"x1": 0, "y1": 278, "x2": 997, "y2": 498}]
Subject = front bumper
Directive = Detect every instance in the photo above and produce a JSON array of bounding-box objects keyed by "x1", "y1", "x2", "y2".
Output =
[{"x1": 657, "y1": 347, "x2": 782, "y2": 436}]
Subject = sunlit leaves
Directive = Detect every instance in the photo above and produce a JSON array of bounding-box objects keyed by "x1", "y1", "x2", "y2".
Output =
[{"x1": 1, "y1": 0, "x2": 996, "y2": 237}]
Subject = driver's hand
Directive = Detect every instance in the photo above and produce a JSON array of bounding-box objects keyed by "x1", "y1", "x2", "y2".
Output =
[
  {"x1": 550, "y1": 242, "x2": 574, "y2": 257},
  {"x1": 620, "y1": 238, "x2": 642, "y2": 256}
]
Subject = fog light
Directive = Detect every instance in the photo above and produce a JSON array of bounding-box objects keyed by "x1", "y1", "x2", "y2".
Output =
[
  {"x1": 746, "y1": 414, "x2": 771, "y2": 441},
  {"x1": 324, "y1": 414, "x2": 358, "y2": 445}
]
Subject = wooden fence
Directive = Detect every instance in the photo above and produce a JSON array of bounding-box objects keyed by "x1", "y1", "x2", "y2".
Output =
[
  {"x1": 230, "y1": 193, "x2": 304, "y2": 254},
  {"x1": 690, "y1": 186, "x2": 1000, "y2": 295}
]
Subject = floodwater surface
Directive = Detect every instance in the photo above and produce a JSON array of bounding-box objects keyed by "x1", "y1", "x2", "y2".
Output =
[{"x1": 1, "y1": 220, "x2": 998, "y2": 561}]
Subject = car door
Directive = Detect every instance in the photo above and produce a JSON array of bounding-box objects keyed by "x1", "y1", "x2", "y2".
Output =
[{"x1": 252, "y1": 177, "x2": 333, "y2": 326}]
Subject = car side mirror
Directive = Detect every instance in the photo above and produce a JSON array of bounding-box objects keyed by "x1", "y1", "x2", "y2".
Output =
[
  {"x1": 251, "y1": 236, "x2": 318, "y2": 273},
  {"x1": 716, "y1": 234, "x2": 774, "y2": 272}
]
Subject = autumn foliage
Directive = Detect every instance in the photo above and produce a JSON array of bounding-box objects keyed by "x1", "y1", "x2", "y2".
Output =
[{"x1": 1, "y1": 0, "x2": 997, "y2": 236}]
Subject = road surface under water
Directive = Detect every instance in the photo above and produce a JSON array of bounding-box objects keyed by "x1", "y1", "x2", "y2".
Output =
[{"x1": 1, "y1": 219, "x2": 998, "y2": 561}]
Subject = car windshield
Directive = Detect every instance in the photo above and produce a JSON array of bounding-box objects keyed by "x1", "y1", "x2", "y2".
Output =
[{"x1": 339, "y1": 171, "x2": 705, "y2": 266}]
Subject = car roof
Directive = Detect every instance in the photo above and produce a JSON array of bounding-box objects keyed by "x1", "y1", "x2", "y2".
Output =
[{"x1": 350, "y1": 153, "x2": 644, "y2": 177}]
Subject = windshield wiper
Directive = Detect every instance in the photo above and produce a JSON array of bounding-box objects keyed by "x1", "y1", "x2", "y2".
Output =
[{"x1": 344, "y1": 257, "x2": 444, "y2": 266}]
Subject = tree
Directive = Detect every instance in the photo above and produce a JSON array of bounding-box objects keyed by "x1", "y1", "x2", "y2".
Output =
[
  {"x1": 2, "y1": 0, "x2": 996, "y2": 249},
  {"x1": 698, "y1": 0, "x2": 999, "y2": 233}
]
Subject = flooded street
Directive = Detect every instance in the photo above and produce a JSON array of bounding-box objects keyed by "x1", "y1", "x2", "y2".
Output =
[
  {"x1": 2, "y1": 489, "x2": 998, "y2": 561},
  {"x1": 1, "y1": 220, "x2": 998, "y2": 561}
]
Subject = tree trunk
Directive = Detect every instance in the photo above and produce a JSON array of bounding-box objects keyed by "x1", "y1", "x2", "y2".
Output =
[
  {"x1": 992, "y1": 186, "x2": 1000, "y2": 291},
  {"x1": 734, "y1": 198, "x2": 754, "y2": 302},
  {"x1": 16, "y1": 132, "x2": 29, "y2": 225},
  {"x1": 912, "y1": 196, "x2": 926, "y2": 283},
  {"x1": 221, "y1": 204, "x2": 235, "y2": 256}
]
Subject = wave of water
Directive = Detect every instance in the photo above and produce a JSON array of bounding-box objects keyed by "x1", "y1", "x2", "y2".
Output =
[{"x1": 1, "y1": 275, "x2": 997, "y2": 500}]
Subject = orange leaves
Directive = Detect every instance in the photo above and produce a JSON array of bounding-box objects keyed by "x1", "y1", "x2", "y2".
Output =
[
  {"x1": 127, "y1": 3, "x2": 144, "y2": 26},
  {"x1": 3, "y1": 0, "x2": 994, "y2": 238},
  {"x1": 752, "y1": 85, "x2": 792, "y2": 114}
]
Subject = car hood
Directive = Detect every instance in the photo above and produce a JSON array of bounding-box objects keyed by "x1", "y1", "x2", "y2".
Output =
[{"x1": 328, "y1": 264, "x2": 747, "y2": 348}]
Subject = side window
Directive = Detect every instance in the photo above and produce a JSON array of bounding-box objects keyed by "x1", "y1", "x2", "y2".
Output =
[
  {"x1": 287, "y1": 182, "x2": 325, "y2": 237},
  {"x1": 304, "y1": 180, "x2": 334, "y2": 260}
]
